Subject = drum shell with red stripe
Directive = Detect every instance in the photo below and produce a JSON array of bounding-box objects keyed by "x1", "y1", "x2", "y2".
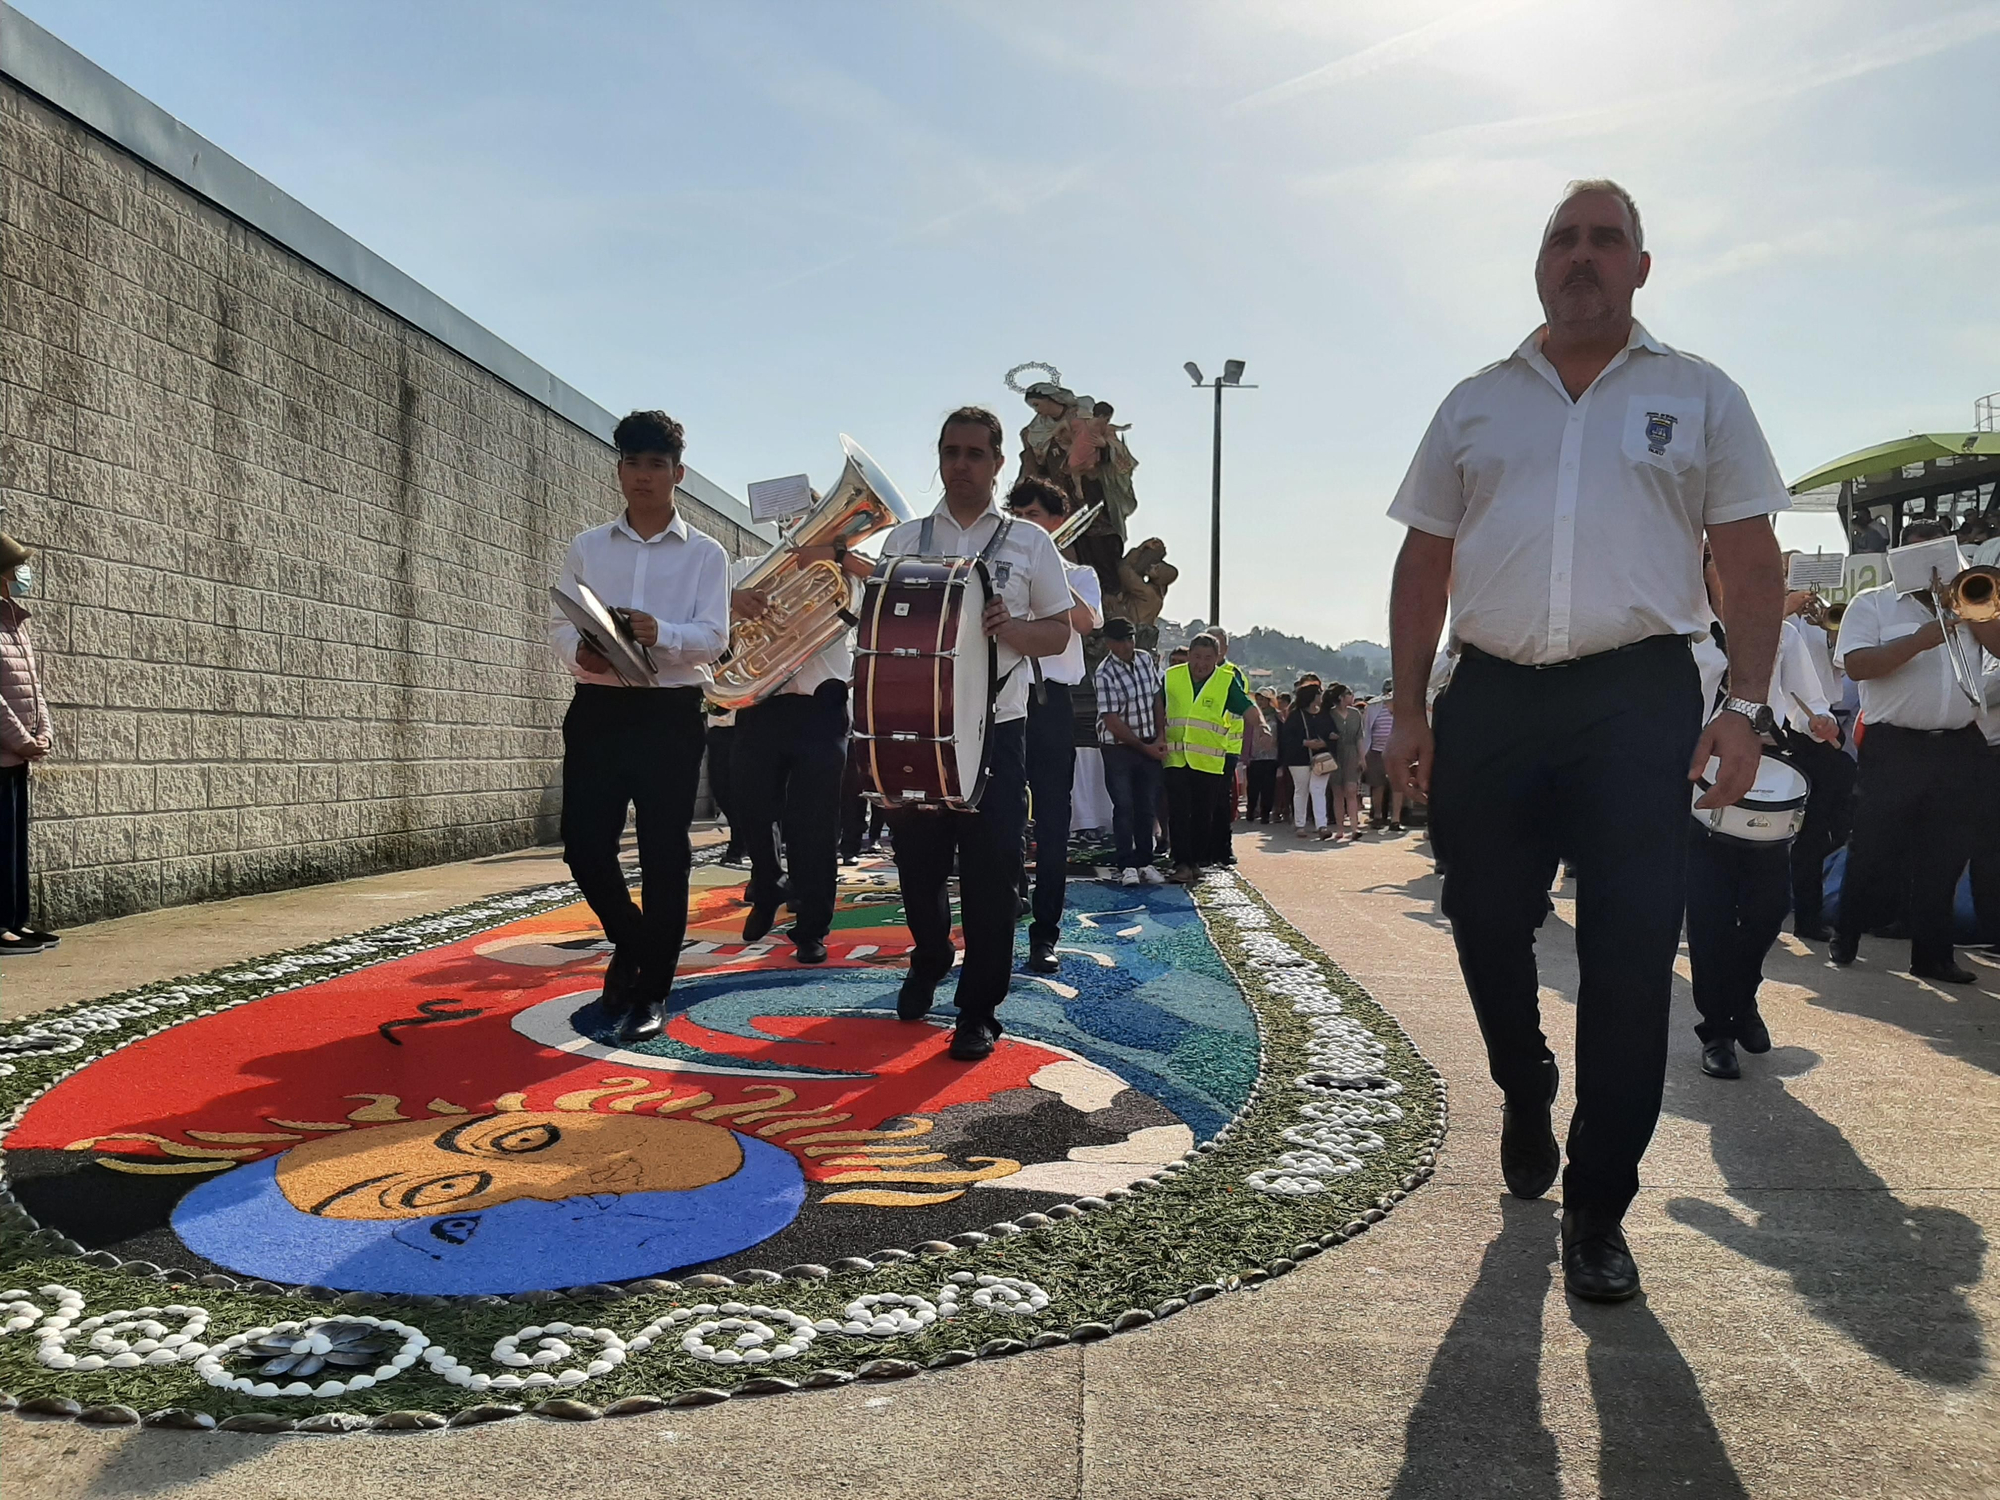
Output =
[{"x1": 852, "y1": 557, "x2": 996, "y2": 809}]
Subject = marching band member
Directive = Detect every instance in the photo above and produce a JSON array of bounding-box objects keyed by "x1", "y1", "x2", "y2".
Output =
[
  {"x1": 1685, "y1": 544, "x2": 1838, "y2": 1080},
  {"x1": 730, "y1": 543, "x2": 874, "y2": 964},
  {"x1": 879, "y1": 408, "x2": 1072, "y2": 1061},
  {"x1": 549, "y1": 411, "x2": 728, "y2": 1044},
  {"x1": 1385, "y1": 181, "x2": 1788, "y2": 1301},
  {"x1": 1005, "y1": 476, "x2": 1104, "y2": 974},
  {"x1": 1831, "y1": 520, "x2": 2000, "y2": 982},
  {"x1": 1781, "y1": 590, "x2": 1856, "y2": 941}
]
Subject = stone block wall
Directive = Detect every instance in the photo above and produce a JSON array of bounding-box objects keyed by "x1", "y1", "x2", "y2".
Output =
[{"x1": 0, "y1": 75, "x2": 759, "y2": 926}]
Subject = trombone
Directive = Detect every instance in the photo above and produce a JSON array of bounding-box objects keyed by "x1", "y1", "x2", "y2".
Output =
[{"x1": 1928, "y1": 564, "x2": 2000, "y2": 706}]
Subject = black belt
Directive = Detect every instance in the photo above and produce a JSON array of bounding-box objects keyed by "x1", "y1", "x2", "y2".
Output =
[
  {"x1": 1460, "y1": 633, "x2": 1691, "y2": 673},
  {"x1": 1865, "y1": 721, "x2": 1982, "y2": 741}
]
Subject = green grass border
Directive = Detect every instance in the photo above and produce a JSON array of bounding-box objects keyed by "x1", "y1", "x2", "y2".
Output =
[{"x1": 0, "y1": 870, "x2": 1445, "y2": 1430}]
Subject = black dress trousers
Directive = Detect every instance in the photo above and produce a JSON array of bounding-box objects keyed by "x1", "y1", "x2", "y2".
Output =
[
  {"x1": 1429, "y1": 636, "x2": 1701, "y2": 1217},
  {"x1": 560, "y1": 685, "x2": 707, "y2": 1000},
  {"x1": 705, "y1": 722, "x2": 738, "y2": 838},
  {"x1": 1684, "y1": 826, "x2": 1793, "y2": 1042},
  {"x1": 1835, "y1": 722, "x2": 1984, "y2": 970},
  {"x1": 734, "y1": 683, "x2": 849, "y2": 944},
  {"x1": 1023, "y1": 681, "x2": 1076, "y2": 947},
  {"x1": 1970, "y1": 742, "x2": 2000, "y2": 942},
  {"x1": 1780, "y1": 731, "x2": 1855, "y2": 931},
  {"x1": 0, "y1": 763, "x2": 29, "y2": 932},
  {"x1": 885, "y1": 718, "x2": 1028, "y2": 1027},
  {"x1": 1165, "y1": 764, "x2": 1226, "y2": 870}
]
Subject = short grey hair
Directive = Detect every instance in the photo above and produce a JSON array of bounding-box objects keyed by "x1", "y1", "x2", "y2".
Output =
[{"x1": 1555, "y1": 178, "x2": 1643, "y2": 251}]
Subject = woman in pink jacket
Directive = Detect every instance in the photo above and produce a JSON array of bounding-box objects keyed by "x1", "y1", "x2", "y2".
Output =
[{"x1": 0, "y1": 534, "x2": 56, "y2": 954}]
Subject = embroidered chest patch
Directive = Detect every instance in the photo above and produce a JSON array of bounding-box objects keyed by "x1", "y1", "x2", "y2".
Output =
[{"x1": 1644, "y1": 411, "x2": 1679, "y2": 455}]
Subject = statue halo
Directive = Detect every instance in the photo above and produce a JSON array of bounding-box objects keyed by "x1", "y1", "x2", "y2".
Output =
[{"x1": 1004, "y1": 361, "x2": 1064, "y2": 395}]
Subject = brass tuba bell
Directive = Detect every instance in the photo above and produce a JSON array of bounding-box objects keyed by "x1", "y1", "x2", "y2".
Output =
[{"x1": 705, "y1": 436, "x2": 912, "y2": 710}]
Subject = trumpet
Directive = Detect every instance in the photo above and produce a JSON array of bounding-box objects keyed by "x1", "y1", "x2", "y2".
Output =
[
  {"x1": 1049, "y1": 500, "x2": 1104, "y2": 553},
  {"x1": 1798, "y1": 592, "x2": 1846, "y2": 638},
  {"x1": 1928, "y1": 564, "x2": 2000, "y2": 706}
]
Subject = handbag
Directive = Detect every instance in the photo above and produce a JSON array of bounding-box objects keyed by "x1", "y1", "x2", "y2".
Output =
[{"x1": 1310, "y1": 751, "x2": 1338, "y2": 776}]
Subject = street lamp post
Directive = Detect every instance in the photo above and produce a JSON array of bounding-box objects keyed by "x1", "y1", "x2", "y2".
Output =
[{"x1": 1184, "y1": 359, "x2": 1255, "y2": 629}]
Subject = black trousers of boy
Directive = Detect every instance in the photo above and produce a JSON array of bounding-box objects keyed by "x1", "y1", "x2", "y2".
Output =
[
  {"x1": 1685, "y1": 827, "x2": 1792, "y2": 1043},
  {"x1": 705, "y1": 721, "x2": 738, "y2": 843},
  {"x1": 1207, "y1": 752, "x2": 1239, "y2": 863},
  {"x1": 1780, "y1": 732, "x2": 1855, "y2": 932},
  {"x1": 0, "y1": 763, "x2": 29, "y2": 931},
  {"x1": 561, "y1": 685, "x2": 706, "y2": 1000},
  {"x1": 1430, "y1": 636, "x2": 1701, "y2": 1218},
  {"x1": 886, "y1": 719, "x2": 1028, "y2": 1029},
  {"x1": 1972, "y1": 742, "x2": 2000, "y2": 943},
  {"x1": 1166, "y1": 764, "x2": 1227, "y2": 871},
  {"x1": 1245, "y1": 760, "x2": 1279, "y2": 822},
  {"x1": 840, "y1": 764, "x2": 888, "y2": 858},
  {"x1": 1835, "y1": 723, "x2": 1983, "y2": 971},
  {"x1": 1022, "y1": 682, "x2": 1075, "y2": 948},
  {"x1": 735, "y1": 682, "x2": 848, "y2": 945}
]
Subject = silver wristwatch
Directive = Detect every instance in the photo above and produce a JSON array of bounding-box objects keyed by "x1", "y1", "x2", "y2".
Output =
[{"x1": 1720, "y1": 696, "x2": 1777, "y2": 735}]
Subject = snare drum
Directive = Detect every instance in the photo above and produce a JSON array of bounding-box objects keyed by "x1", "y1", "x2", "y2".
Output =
[
  {"x1": 1691, "y1": 753, "x2": 1811, "y2": 845},
  {"x1": 851, "y1": 556, "x2": 998, "y2": 809}
]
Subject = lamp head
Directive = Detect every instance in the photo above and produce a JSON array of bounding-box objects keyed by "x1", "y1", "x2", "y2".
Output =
[
  {"x1": 1184, "y1": 362, "x2": 1205, "y2": 386},
  {"x1": 1222, "y1": 359, "x2": 1246, "y2": 385}
]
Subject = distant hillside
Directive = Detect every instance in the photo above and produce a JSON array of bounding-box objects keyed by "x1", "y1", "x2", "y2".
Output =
[{"x1": 1179, "y1": 622, "x2": 1390, "y2": 693}]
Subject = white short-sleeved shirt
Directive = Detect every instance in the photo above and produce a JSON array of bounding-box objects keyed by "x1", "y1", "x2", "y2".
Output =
[
  {"x1": 550, "y1": 512, "x2": 730, "y2": 688},
  {"x1": 877, "y1": 500, "x2": 1073, "y2": 723},
  {"x1": 1693, "y1": 617, "x2": 1830, "y2": 729},
  {"x1": 1387, "y1": 321, "x2": 1790, "y2": 666},
  {"x1": 730, "y1": 556, "x2": 852, "y2": 697},
  {"x1": 1833, "y1": 584, "x2": 1985, "y2": 732},
  {"x1": 1041, "y1": 563, "x2": 1104, "y2": 685}
]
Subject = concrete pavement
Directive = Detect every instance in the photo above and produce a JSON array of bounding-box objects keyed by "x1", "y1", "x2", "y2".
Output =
[{"x1": 4, "y1": 825, "x2": 1995, "y2": 1497}]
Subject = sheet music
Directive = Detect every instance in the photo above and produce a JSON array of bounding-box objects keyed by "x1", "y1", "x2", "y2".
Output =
[
  {"x1": 1786, "y1": 552, "x2": 1845, "y2": 593},
  {"x1": 748, "y1": 473, "x2": 813, "y2": 525}
]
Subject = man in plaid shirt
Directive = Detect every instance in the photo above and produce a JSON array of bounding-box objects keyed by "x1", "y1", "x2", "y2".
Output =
[{"x1": 1093, "y1": 618, "x2": 1169, "y2": 886}]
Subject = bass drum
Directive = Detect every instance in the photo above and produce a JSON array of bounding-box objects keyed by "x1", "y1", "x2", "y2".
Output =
[
  {"x1": 851, "y1": 556, "x2": 998, "y2": 809},
  {"x1": 1691, "y1": 753, "x2": 1811, "y2": 845}
]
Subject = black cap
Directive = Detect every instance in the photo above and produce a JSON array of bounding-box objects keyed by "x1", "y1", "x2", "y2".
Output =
[{"x1": 1101, "y1": 617, "x2": 1136, "y2": 640}]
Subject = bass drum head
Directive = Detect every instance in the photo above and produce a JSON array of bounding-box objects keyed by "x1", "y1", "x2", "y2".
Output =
[{"x1": 951, "y1": 563, "x2": 994, "y2": 804}]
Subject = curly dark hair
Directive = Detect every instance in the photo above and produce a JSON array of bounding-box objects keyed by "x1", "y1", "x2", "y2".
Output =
[
  {"x1": 1004, "y1": 476, "x2": 1070, "y2": 518},
  {"x1": 612, "y1": 410, "x2": 686, "y2": 461},
  {"x1": 938, "y1": 405, "x2": 1005, "y2": 456}
]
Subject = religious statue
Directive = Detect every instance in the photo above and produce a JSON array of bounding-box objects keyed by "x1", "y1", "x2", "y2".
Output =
[
  {"x1": 1105, "y1": 537, "x2": 1177, "y2": 654},
  {"x1": 1004, "y1": 362, "x2": 1142, "y2": 599}
]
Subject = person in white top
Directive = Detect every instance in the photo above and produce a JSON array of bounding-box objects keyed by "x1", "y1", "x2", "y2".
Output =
[
  {"x1": 1767, "y1": 606, "x2": 1856, "y2": 941},
  {"x1": 728, "y1": 542, "x2": 874, "y2": 964},
  {"x1": 1683, "y1": 546, "x2": 1839, "y2": 1081},
  {"x1": 1830, "y1": 520, "x2": 2000, "y2": 981},
  {"x1": 875, "y1": 407, "x2": 1072, "y2": 1061},
  {"x1": 1383, "y1": 179, "x2": 1788, "y2": 1304},
  {"x1": 1005, "y1": 477, "x2": 1105, "y2": 974},
  {"x1": 1972, "y1": 660, "x2": 2000, "y2": 950},
  {"x1": 547, "y1": 410, "x2": 729, "y2": 1044}
]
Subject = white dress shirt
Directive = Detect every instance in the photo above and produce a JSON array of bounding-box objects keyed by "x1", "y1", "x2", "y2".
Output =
[
  {"x1": 1694, "y1": 617, "x2": 1830, "y2": 729},
  {"x1": 1833, "y1": 584, "x2": 1986, "y2": 731},
  {"x1": 730, "y1": 555, "x2": 851, "y2": 696},
  {"x1": 1388, "y1": 321, "x2": 1790, "y2": 665},
  {"x1": 1041, "y1": 563, "x2": 1104, "y2": 686},
  {"x1": 550, "y1": 512, "x2": 729, "y2": 688},
  {"x1": 877, "y1": 500, "x2": 1072, "y2": 723},
  {"x1": 1796, "y1": 617, "x2": 1842, "y2": 703},
  {"x1": 1970, "y1": 536, "x2": 2000, "y2": 569}
]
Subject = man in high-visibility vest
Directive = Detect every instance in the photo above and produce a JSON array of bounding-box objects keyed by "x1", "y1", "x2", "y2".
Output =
[
  {"x1": 1164, "y1": 632, "x2": 1254, "y2": 882},
  {"x1": 1206, "y1": 627, "x2": 1259, "y2": 867}
]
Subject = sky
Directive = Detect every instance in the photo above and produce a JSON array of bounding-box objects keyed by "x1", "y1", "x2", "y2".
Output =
[{"x1": 15, "y1": 0, "x2": 1999, "y2": 645}]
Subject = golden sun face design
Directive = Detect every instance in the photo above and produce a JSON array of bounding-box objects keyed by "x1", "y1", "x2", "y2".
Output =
[{"x1": 272, "y1": 1112, "x2": 745, "y2": 1221}]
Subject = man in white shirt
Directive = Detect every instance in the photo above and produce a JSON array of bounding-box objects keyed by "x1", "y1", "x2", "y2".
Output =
[
  {"x1": 1774, "y1": 600, "x2": 1856, "y2": 942},
  {"x1": 1831, "y1": 521, "x2": 2000, "y2": 981},
  {"x1": 548, "y1": 411, "x2": 729, "y2": 1044},
  {"x1": 876, "y1": 408, "x2": 1073, "y2": 1060},
  {"x1": 1005, "y1": 477, "x2": 1105, "y2": 974},
  {"x1": 1973, "y1": 661, "x2": 2000, "y2": 952},
  {"x1": 729, "y1": 543, "x2": 874, "y2": 965},
  {"x1": 1383, "y1": 180, "x2": 1787, "y2": 1302}
]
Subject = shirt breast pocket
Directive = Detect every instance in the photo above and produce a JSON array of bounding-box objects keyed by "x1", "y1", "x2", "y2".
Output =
[{"x1": 1621, "y1": 394, "x2": 1705, "y2": 478}]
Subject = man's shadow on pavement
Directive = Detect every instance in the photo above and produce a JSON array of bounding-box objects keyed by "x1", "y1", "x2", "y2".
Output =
[
  {"x1": 1663, "y1": 1045, "x2": 1987, "y2": 1387},
  {"x1": 1389, "y1": 1197, "x2": 1747, "y2": 1499}
]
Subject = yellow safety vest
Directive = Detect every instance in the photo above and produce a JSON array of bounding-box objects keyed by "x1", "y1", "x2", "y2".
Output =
[
  {"x1": 1220, "y1": 661, "x2": 1248, "y2": 755},
  {"x1": 1165, "y1": 664, "x2": 1234, "y2": 774}
]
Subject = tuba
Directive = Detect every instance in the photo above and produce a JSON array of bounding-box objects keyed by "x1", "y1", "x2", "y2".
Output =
[
  {"x1": 1048, "y1": 500, "x2": 1103, "y2": 554},
  {"x1": 705, "y1": 436, "x2": 912, "y2": 710}
]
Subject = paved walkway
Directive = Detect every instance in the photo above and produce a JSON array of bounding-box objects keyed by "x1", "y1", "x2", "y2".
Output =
[{"x1": 5, "y1": 827, "x2": 1996, "y2": 1498}]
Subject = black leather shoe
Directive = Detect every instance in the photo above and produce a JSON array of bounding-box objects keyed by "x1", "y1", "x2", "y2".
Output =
[
  {"x1": 1700, "y1": 1039, "x2": 1740, "y2": 1079},
  {"x1": 1912, "y1": 960, "x2": 1978, "y2": 985},
  {"x1": 721, "y1": 844, "x2": 746, "y2": 866},
  {"x1": 1829, "y1": 931, "x2": 1858, "y2": 965},
  {"x1": 614, "y1": 996, "x2": 666, "y2": 1046},
  {"x1": 1793, "y1": 921, "x2": 1832, "y2": 942},
  {"x1": 792, "y1": 934, "x2": 828, "y2": 965},
  {"x1": 742, "y1": 903, "x2": 778, "y2": 943},
  {"x1": 600, "y1": 947, "x2": 642, "y2": 1011},
  {"x1": 1500, "y1": 1067, "x2": 1561, "y2": 1200},
  {"x1": 898, "y1": 972, "x2": 938, "y2": 1022},
  {"x1": 1738, "y1": 1013, "x2": 1771, "y2": 1054},
  {"x1": 1026, "y1": 940, "x2": 1059, "y2": 975},
  {"x1": 1562, "y1": 1206, "x2": 1641, "y2": 1302},
  {"x1": 948, "y1": 1019, "x2": 997, "y2": 1061}
]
